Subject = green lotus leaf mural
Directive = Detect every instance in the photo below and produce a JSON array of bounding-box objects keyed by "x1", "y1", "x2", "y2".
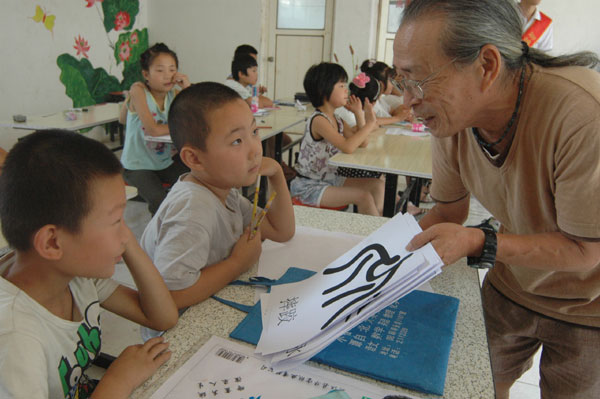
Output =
[
  {"x1": 102, "y1": 0, "x2": 139, "y2": 33},
  {"x1": 57, "y1": 54, "x2": 121, "y2": 107},
  {"x1": 115, "y1": 28, "x2": 148, "y2": 90}
]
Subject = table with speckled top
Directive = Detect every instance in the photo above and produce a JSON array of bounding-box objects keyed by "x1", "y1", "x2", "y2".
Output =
[{"x1": 132, "y1": 206, "x2": 494, "y2": 399}]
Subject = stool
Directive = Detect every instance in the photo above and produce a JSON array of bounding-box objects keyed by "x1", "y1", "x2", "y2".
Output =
[{"x1": 292, "y1": 196, "x2": 349, "y2": 212}]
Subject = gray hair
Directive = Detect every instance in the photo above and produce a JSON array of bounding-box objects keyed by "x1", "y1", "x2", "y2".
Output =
[{"x1": 401, "y1": 0, "x2": 599, "y2": 71}]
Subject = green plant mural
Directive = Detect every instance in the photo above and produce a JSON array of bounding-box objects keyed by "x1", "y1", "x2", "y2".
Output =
[{"x1": 57, "y1": 0, "x2": 147, "y2": 107}]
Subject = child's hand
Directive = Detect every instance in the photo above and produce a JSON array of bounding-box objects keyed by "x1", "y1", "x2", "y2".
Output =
[
  {"x1": 258, "y1": 157, "x2": 283, "y2": 179},
  {"x1": 172, "y1": 72, "x2": 190, "y2": 89},
  {"x1": 231, "y1": 227, "x2": 262, "y2": 272},
  {"x1": 363, "y1": 98, "x2": 377, "y2": 126},
  {"x1": 102, "y1": 337, "x2": 171, "y2": 395},
  {"x1": 345, "y1": 95, "x2": 363, "y2": 116},
  {"x1": 258, "y1": 85, "x2": 268, "y2": 95}
]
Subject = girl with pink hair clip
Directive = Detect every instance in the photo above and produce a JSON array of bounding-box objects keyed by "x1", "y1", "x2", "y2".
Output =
[{"x1": 290, "y1": 63, "x2": 384, "y2": 216}]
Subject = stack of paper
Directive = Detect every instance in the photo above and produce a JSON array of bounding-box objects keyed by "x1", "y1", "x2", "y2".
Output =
[{"x1": 255, "y1": 213, "x2": 443, "y2": 370}]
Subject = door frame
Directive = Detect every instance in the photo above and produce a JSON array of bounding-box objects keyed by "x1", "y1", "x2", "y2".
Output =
[{"x1": 261, "y1": 0, "x2": 335, "y2": 99}]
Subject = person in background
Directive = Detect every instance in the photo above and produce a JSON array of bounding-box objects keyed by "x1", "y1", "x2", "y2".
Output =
[
  {"x1": 0, "y1": 130, "x2": 178, "y2": 398},
  {"x1": 120, "y1": 43, "x2": 190, "y2": 215},
  {"x1": 224, "y1": 54, "x2": 274, "y2": 108},
  {"x1": 518, "y1": 0, "x2": 553, "y2": 52},
  {"x1": 397, "y1": 0, "x2": 600, "y2": 397},
  {"x1": 231, "y1": 44, "x2": 268, "y2": 96}
]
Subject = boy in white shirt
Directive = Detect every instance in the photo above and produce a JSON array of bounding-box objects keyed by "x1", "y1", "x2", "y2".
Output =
[
  {"x1": 141, "y1": 82, "x2": 294, "y2": 328},
  {"x1": 0, "y1": 130, "x2": 178, "y2": 398},
  {"x1": 224, "y1": 54, "x2": 274, "y2": 108}
]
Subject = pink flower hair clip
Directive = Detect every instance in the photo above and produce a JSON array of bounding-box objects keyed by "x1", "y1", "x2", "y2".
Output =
[{"x1": 352, "y1": 72, "x2": 370, "y2": 89}]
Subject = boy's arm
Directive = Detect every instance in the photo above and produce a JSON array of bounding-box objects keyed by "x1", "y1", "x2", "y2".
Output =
[
  {"x1": 100, "y1": 226, "x2": 178, "y2": 331},
  {"x1": 258, "y1": 95, "x2": 274, "y2": 108},
  {"x1": 258, "y1": 157, "x2": 296, "y2": 242},
  {"x1": 169, "y1": 228, "x2": 262, "y2": 309},
  {"x1": 91, "y1": 337, "x2": 171, "y2": 399}
]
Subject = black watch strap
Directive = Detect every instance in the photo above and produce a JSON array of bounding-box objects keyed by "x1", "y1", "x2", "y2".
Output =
[{"x1": 467, "y1": 228, "x2": 497, "y2": 269}]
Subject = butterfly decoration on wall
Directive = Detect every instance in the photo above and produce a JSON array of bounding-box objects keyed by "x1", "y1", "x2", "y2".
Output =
[{"x1": 31, "y1": 5, "x2": 56, "y2": 36}]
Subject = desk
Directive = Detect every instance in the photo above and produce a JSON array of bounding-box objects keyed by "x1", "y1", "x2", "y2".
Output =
[
  {"x1": 328, "y1": 128, "x2": 432, "y2": 217},
  {"x1": 145, "y1": 106, "x2": 311, "y2": 163},
  {"x1": 132, "y1": 206, "x2": 493, "y2": 399},
  {"x1": 0, "y1": 103, "x2": 124, "y2": 149}
]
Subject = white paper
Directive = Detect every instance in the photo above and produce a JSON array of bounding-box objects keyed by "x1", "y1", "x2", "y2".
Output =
[
  {"x1": 256, "y1": 213, "x2": 442, "y2": 358},
  {"x1": 150, "y1": 335, "x2": 410, "y2": 399},
  {"x1": 385, "y1": 127, "x2": 430, "y2": 137}
]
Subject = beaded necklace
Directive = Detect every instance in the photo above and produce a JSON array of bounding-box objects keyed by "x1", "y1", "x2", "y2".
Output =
[{"x1": 472, "y1": 65, "x2": 526, "y2": 149}]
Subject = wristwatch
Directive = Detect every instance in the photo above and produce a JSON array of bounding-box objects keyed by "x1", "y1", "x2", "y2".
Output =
[{"x1": 467, "y1": 227, "x2": 497, "y2": 269}]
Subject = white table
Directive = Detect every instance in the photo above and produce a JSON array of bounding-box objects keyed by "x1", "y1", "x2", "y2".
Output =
[
  {"x1": 329, "y1": 127, "x2": 432, "y2": 217},
  {"x1": 1, "y1": 103, "x2": 124, "y2": 150},
  {"x1": 131, "y1": 206, "x2": 494, "y2": 399}
]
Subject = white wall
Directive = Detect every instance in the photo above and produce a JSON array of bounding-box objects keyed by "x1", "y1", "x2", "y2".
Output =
[
  {"x1": 331, "y1": 0, "x2": 379, "y2": 77},
  {"x1": 0, "y1": 0, "x2": 148, "y2": 150},
  {"x1": 2, "y1": 0, "x2": 600, "y2": 152},
  {"x1": 541, "y1": 0, "x2": 600, "y2": 56},
  {"x1": 148, "y1": 0, "x2": 262, "y2": 84}
]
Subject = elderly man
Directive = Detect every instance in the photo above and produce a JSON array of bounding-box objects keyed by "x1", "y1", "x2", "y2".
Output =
[{"x1": 397, "y1": 0, "x2": 600, "y2": 398}]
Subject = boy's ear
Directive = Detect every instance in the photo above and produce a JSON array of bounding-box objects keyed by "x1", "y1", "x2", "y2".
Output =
[
  {"x1": 179, "y1": 144, "x2": 206, "y2": 171},
  {"x1": 32, "y1": 225, "x2": 63, "y2": 261}
]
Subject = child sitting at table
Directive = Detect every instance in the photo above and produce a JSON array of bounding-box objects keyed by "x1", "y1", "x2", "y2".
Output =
[
  {"x1": 290, "y1": 62, "x2": 384, "y2": 216},
  {"x1": 140, "y1": 82, "x2": 295, "y2": 339},
  {"x1": 121, "y1": 43, "x2": 191, "y2": 215},
  {"x1": 224, "y1": 54, "x2": 274, "y2": 108},
  {"x1": 228, "y1": 44, "x2": 268, "y2": 96},
  {"x1": 0, "y1": 130, "x2": 178, "y2": 398},
  {"x1": 336, "y1": 65, "x2": 412, "y2": 127}
]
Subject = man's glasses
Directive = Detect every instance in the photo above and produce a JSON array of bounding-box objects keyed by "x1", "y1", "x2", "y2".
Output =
[{"x1": 391, "y1": 58, "x2": 458, "y2": 100}]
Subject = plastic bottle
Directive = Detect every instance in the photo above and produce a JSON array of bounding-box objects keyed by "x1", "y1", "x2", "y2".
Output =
[{"x1": 251, "y1": 86, "x2": 259, "y2": 113}]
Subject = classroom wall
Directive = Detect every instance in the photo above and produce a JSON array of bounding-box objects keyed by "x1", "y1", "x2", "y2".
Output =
[
  {"x1": 2, "y1": 0, "x2": 600, "y2": 152},
  {"x1": 541, "y1": 1, "x2": 600, "y2": 57},
  {"x1": 331, "y1": 0, "x2": 379, "y2": 76},
  {"x1": 0, "y1": 0, "x2": 148, "y2": 150},
  {"x1": 148, "y1": 0, "x2": 262, "y2": 85}
]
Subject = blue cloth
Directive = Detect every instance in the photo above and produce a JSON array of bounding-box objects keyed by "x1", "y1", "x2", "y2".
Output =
[
  {"x1": 228, "y1": 268, "x2": 460, "y2": 396},
  {"x1": 121, "y1": 88, "x2": 176, "y2": 170}
]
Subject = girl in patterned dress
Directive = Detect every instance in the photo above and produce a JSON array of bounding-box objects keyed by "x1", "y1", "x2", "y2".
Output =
[{"x1": 290, "y1": 63, "x2": 384, "y2": 216}]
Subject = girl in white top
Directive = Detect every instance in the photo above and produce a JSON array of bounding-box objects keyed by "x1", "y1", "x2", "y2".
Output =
[{"x1": 291, "y1": 63, "x2": 384, "y2": 216}]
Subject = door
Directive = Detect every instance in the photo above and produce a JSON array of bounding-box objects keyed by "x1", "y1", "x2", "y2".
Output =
[
  {"x1": 264, "y1": 0, "x2": 335, "y2": 100},
  {"x1": 376, "y1": 0, "x2": 406, "y2": 65}
]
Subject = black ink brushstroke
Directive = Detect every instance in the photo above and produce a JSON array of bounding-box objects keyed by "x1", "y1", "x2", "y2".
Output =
[{"x1": 319, "y1": 244, "x2": 413, "y2": 330}]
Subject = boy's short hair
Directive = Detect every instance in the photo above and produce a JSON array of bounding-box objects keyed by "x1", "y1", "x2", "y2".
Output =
[
  {"x1": 303, "y1": 62, "x2": 348, "y2": 108},
  {"x1": 168, "y1": 82, "x2": 243, "y2": 152},
  {"x1": 0, "y1": 130, "x2": 123, "y2": 251},
  {"x1": 231, "y1": 54, "x2": 258, "y2": 82},
  {"x1": 234, "y1": 44, "x2": 258, "y2": 58}
]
